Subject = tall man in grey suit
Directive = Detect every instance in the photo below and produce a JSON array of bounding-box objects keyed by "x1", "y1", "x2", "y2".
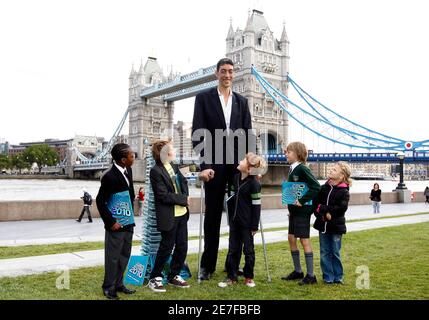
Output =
[{"x1": 192, "y1": 58, "x2": 255, "y2": 280}]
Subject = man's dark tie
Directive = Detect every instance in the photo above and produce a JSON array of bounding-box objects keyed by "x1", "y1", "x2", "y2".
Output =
[{"x1": 124, "y1": 169, "x2": 131, "y2": 183}]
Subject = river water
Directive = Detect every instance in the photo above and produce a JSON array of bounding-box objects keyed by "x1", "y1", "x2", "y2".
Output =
[{"x1": 0, "y1": 179, "x2": 428, "y2": 201}]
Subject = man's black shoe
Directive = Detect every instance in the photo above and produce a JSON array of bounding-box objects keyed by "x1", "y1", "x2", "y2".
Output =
[
  {"x1": 281, "y1": 271, "x2": 304, "y2": 281},
  {"x1": 116, "y1": 286, "x2": 136, "y2": 294},
  {"x1": 199, "y1": 269, "x2": 211, "y2": 281},
  {"x1": 103, "y1": 289, "x2": 120, "y2": 300},
  {"x1": 75, "y1": 220, "x2": 81, "y2": 223},
  {"x1": 299, "y1": 274, "x2": 317, "y2": 286}
]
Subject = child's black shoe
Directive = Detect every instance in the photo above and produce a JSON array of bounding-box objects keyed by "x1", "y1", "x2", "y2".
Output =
[
  {"x1": 298, "y1": 274, "x2": 317, "y2": 285},
  {"x1": 281, "y1": 271, "x2": 304, "y2": 281}
]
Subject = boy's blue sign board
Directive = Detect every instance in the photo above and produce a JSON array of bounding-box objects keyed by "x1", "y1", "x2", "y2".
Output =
[
  {"x1": 125, "y1": 254, "x2": 192, "y2": 286},
  {"x1": 107, "y1": 190, "x2": 135, "y2": 226},
  {"x1": 124, "y1": 255, "x2": 149, "y2": 286}
]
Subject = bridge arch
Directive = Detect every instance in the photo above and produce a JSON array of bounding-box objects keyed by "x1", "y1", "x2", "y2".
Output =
[{"x1": 259, "y1": 130, "x2": 281, "y2": 154}]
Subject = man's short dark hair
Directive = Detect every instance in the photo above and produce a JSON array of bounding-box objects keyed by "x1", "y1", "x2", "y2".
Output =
[
  {"x1": 111, "y1": 143, "x2": 131, "y2": 163},
  {"x1": 216, "y1": 58, "x2": 234, "y2": 71}
]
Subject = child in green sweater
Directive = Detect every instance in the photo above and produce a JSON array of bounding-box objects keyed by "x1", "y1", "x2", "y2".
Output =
[{"x1": 281, "y1": 142, "x2": 320, "y2": 285}]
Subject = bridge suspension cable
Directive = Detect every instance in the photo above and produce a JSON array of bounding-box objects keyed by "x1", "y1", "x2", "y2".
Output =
[
  {"x1": 93, "y1": 108, "x2": 129, "y2": 162},
  {"x1": 68, "y1": 108, "x2": 129, "y2": 164},
  {"x1": 287, "y1": 76, "x2": 405, "y2": 144},
  {"x1": 251, "y1": 66, "x2": 429, "y2": 152}
]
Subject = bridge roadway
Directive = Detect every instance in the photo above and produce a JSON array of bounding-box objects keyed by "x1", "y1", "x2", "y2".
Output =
[
  {"x1": 73, "y1": 162, "x2": 111, "y2": 171},
  {"x1": 140, "y1": 65, "x2": 217, "y2": 100},
  {"x1": 267, "y1": 152, "x2": 429, "y2": 163},
  {"x1": 40, "y1": 152, "x2": 429, "y2": 174},
  {"x1": 139, "y1": 152, "x2": 429, "y2": 165},
  {"x1": 79, "y1": 152, "x2": 429, "y2": 171}
]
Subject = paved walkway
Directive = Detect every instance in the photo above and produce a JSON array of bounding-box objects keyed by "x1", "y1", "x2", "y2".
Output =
[
  {"x1": 0, "y1": 203, "x2": 428, "y2": 278},
  {"x1": 1, "y1": 202, "x2": 428, "y2": 246}
]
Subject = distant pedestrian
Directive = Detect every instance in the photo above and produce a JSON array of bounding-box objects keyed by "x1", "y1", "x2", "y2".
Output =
[
  {"x1": 313, "y1": 161, "x2": 352, "y2": 284},
  {"x1": 424, "y1": 186, "x2": 429, "y2": 204},
  {"x1": 370, "y1": 183, "x2": 382, "y2": 213},
  {"x1": 137, "y1": 187, "x2": 145, "y2": 216},
  {"x1": 76, "y1": 189, "x2": 93, "y2": 223}
]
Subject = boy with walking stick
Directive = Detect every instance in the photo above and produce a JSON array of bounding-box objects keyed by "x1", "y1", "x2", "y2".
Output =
[{"x1": 218, "y1": 153, "x2": 267, "y2": 288}]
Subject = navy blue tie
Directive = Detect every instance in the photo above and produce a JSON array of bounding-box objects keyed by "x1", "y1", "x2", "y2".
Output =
[{"x1": 124, "y1": 169, "x2": 131, "y2": 183}]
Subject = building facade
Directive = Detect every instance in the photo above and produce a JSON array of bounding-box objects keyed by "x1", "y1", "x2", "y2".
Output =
[
  {"x1": 7, "y1": 136, "x2": 106, "y2": 164},
  {"x1": 128, "y1": 57, "x2": 175, "y2": 160},
  {"x1": 69, "y1": 135, "x2": 105, "y2": 159},
  {"x1": 226, "y1": 10, "x2": 290, "y2": 154},
  {"x1": 0, "y1": 139, "x2": 9, "y2": 155},
  {"x1": 9, "y1": 139, "x2": 71, "y2": 162},
  {"x1": 173, "y1": 121, "x2": 194, "y2": 161},
  {"x1": 127, "y1": 10, "x2": 290, "y2": 163}
]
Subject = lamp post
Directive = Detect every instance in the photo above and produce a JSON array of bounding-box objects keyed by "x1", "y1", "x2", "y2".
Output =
[{"x1": 395, "y1": 152, "x2": 407, "y2": 190}]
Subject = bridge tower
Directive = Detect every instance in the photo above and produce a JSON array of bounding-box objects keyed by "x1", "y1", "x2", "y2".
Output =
[
  {"x1": 226, "y1": 9, "x2": 289, "y2": 154},
  {"x1": 128, "y1": 57, "x2": 175, "y2": 161}
]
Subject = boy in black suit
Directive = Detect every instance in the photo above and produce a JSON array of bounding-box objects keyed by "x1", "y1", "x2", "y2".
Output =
[
  {"x1": 148, "y1": 139, "x2": 190, "y2": 293},
  {"x1": 96, "y1": 143, "x2": 136, "y2": 300}
]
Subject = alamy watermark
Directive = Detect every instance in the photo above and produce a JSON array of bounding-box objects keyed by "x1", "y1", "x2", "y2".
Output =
[
  {"x1": 56, "y1": 265, "x2": 70, "y2": 290},
  {"x1": 355, "y1": 265, "x2": 370, "y2": 290}
]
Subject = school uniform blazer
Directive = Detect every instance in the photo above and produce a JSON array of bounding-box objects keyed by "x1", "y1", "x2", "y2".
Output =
[
  {"x1": 150, "y1": 162, "x2": 189, "y2": 232},
  {"x1": 96, "y1": 164, "x2": 136, "y2": 232},
  {"x1": 191, "y1": 87, "x2": 254, "y2": 170},
  {"x1": 287, "y1": 163, "x2": 321, "y2": 217}
]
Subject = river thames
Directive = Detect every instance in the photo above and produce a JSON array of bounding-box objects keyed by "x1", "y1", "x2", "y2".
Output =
[{"x1": 0, "y1": 179, "x2": 428, "y2": 201}]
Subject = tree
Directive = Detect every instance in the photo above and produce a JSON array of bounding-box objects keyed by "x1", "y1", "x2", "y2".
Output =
[
  {"x1": 11, "y1": 155, "x2": 30, "y2": 174},
  {"x1": 0, "y1": 154, "x2": 11, "y2": 171},
  {"x1": 22, "y1": 144, "x2": 59, "y2": 173}
]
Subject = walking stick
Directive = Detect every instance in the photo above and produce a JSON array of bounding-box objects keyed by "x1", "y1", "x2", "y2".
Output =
[
  {"x1": 259, "y1": 216, "x2": 271, "y2": 282},
  {"x1": 197, "y1": 181, "x2": 204, "y2": 284}
]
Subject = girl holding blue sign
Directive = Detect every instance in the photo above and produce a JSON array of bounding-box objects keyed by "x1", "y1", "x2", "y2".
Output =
[
  {"x1": 281, "y1": 142, "x2": 320, "y2": 285},
  {"x1": 313, "y1": 161, "x2": 351, "y2": 285}
]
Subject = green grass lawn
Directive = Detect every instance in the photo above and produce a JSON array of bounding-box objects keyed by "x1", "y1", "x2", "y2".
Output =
[
  {"x1": 0, "y1": 222, "x2": 428, "y2": 300},
  {"x1": 1, "y1": 212, "x2": 428, "y2": 260}
]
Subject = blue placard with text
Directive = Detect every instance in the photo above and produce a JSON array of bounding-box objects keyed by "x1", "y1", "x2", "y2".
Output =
[
  {"x1": 124, "y1": 255, "x2": 149, "y2": 286},
  {"x1": 147, "y1": 254, "x2": 192, "y2": 284},
  {"x1": 282, "y1": 181, "x2": 313, "y2": 206},
  {"x1": 107, "y1": 190, "x2": 135, "y2": 226}
]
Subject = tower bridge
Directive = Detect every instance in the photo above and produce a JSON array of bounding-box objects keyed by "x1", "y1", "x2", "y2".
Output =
[
  {"x1": 128, "y1": 9, "x2": 290, "y2": 181},
  {"x1": 63, "y1": 9, "x2": 428, "y2": 182}
]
